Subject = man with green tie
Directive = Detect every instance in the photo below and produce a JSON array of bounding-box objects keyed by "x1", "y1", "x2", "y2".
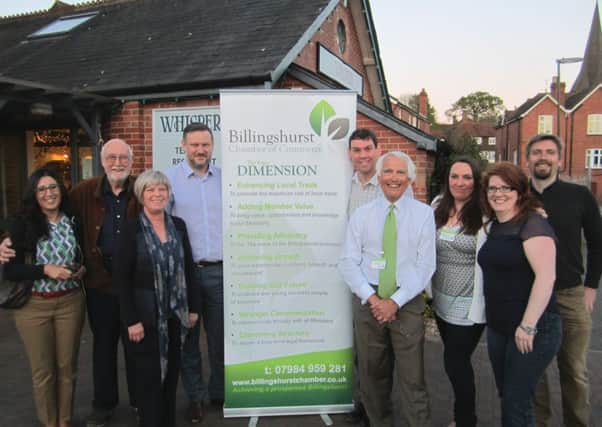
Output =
[{"x1": 338, "y1": 151, "x2": 436, "y2": 427}]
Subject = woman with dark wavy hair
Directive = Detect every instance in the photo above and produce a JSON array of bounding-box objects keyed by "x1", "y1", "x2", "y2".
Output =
[
  {"x1": 431, "y1": 157, "x2": 485, "y2": 427},
  {"x1": 4, "y1": 168, "x2": 86, "y2": 427},
  {"x1": 477, "y1": 162, "x2": 561, "y2": 426}
]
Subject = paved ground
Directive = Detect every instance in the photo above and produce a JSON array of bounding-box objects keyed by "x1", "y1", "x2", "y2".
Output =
[{"x1": 1, "y1": 307, "x2": 601, "y2": 427}]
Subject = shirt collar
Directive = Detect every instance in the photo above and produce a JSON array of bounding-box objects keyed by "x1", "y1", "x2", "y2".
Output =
[
  {"x1": 351, "y1": 171, "x2": 378, "y2": 187},
  {"x1": 101, "y1": 175, "x2": 130, "y2": 196},
  {"x1": 377, "y1": 193, "x2": 406, "y2": 212},
  {"x1": 529, "y1": 176, "x2": 560, "y2": 195},
  {"x1": 181, "y1": 160, "x2": 217, "y2": 179}
]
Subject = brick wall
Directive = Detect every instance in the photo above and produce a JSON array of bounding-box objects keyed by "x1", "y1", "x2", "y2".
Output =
[
  {"x1": 102, "y1": 99, "x2": 434, "y2": 203},
  {"x1": 293, "y1": 2, "x2": 374, "y2": 104}
]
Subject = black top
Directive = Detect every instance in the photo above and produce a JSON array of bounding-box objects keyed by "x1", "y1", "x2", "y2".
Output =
[
  {"x1": 98, "y1": 176, "x2": 130, "y2": 271},
  {"x1": 530, "y1": 179, "x2": 602, "y2": 289},
  {"x1": 113, "y1": 215, "x2": 201, "y2": 328},
  {"x1": 478, "y1": 214, "x2": 557, "y2": 336}
]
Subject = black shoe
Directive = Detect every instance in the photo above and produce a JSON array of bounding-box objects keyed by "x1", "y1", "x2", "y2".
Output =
[
  {"x1": 187, "y1": 401, "x2": 204, "y2": 424},
  {"x1": 344, "y1": 403, "x2": 369, "y2": 425},
  {"x1": 86, "y1": 408, "x2": 114, "y2": 427}
]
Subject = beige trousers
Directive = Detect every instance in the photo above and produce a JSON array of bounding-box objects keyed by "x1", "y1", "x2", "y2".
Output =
[{"x1": 14, "y1": 289, "x2": 85, "y2": 425}]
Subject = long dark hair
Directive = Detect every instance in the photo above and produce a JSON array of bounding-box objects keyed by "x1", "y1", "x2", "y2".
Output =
[
  {"x1": 434, "y1": 156, "x2": 483, "y2": 235},
  {"x1": 17, "y1": 168, "x2": 72, "y2": 251},
  {"x1": 481, "y1": 162, "x2": 542, "y2": 225}
]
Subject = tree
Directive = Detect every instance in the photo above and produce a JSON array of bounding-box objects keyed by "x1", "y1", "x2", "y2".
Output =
[
  {"x1": 446, "y1": 91, "x2": 504, "y2": 122},
  {"x1": 398, "y1": 93, "x2": 437, "y2": 124}
]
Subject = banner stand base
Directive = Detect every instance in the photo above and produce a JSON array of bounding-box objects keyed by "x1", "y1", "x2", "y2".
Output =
[
  {"x1": 225, "y1": 403, "x2": 354, "y2": 418},
  {"x1": 246, "y1": 413, "x2": 335, "y2": 427}
]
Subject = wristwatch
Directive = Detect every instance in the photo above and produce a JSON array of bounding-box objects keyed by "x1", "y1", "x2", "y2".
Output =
[{"x1": 519, "y1": 324, "x2": 538, "y2": 336}]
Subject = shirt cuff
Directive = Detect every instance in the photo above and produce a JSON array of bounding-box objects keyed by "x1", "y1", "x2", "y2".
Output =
[{"x1": 357, "y1": 284, "x2": 376, "y2": 305}]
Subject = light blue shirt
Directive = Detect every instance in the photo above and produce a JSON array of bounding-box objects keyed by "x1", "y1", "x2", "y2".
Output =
[
  {"x1": 165, "y1": 162, "x2": 222, "y2": 262},
  {"x1": 338, "y1": 195, "x2": 436, "y2": 307}
]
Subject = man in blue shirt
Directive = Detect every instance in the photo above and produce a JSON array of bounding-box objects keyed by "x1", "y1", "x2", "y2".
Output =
[{"x1": 165, "y1": 123, "x2": 223, "y2": 424}]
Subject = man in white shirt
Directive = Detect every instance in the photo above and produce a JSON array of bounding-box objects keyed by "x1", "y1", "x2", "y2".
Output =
[{"x1": 338, "y1": 151, "x2": 435, "y2": 427}]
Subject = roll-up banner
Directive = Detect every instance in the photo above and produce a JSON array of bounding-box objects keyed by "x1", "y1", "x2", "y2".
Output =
[{"x1": 221, "y1": 90, "x2": 355, "y2": 417}]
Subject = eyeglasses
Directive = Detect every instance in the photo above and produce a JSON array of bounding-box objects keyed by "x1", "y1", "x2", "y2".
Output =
[
  {"x1": 487, "y1": 185, "x2": 513, "y2": 194},
  {"x1": 36, "y1": 183, "x2": 59, "y2": 194},
  {"x1": 104, "y1": 154, "x2": 130, "y2": 163}
]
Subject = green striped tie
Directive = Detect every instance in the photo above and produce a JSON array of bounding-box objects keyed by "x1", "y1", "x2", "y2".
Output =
[{"x1": 378, "y1": 204, "x2": 397, "y2": 299}]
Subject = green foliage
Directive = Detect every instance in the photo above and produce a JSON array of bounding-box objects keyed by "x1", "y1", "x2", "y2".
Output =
[{"x1": 446, "y1": 91, "x2": 504, "y2": 122}]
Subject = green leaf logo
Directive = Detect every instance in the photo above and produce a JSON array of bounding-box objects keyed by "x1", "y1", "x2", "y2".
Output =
[
  {"x1": 309, "y1": 100, "x2": 336, "y2": 136},
  {"x1": 327, "y1": 118, "x2": 350, "y2": 140}
]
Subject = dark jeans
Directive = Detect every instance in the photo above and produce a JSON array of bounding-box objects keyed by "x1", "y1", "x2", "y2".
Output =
[
  {"x1": 435, "y1": 315, "x2": 485, "y2": 427},
  {"x1": 181, "y1": 264, "x2": 224, "y2": 402},
  {"x1": 86, "y1": 288, "x2": 136, "y2": 410},
  {"x1": 129, "y1": 318, "x2": 181, "y2": 427},
  {"x1": 487, "y1": 311, "x2": 562, "y2": 427},
  {"x1": 199, "y1": 264, "x2": 224, "y2": 400}
]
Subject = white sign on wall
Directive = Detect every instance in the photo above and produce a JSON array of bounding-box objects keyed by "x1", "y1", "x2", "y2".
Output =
[{"x1": 151, "y1": 106, "x2": 221, "y2": 171}]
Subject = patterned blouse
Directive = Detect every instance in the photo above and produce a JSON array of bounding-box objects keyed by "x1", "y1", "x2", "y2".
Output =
[
  {"x1": 34, "y1": 215, "x2": 80, "y2": 293},
  {"x1": 432, "y1": 225, "x2": 477, "y2": 325}
]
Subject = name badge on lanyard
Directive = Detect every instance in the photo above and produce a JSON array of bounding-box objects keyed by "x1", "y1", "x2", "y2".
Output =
[{"x1": 439, "y1": 227, "x2": 458, "y2": 242}]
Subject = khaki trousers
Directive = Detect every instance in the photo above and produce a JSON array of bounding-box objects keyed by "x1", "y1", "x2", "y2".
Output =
[
  {"x1": 535, "y1": 285, "x2": 591, "y2": 427},
  {"x1": 353, "y1": 294, "x2": 430, "y2": 427},
  {"x1": 14, "y1": 289, "x2": 85, "y2": 425}
]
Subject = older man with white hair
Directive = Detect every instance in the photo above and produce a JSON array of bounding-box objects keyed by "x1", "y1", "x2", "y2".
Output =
[
  {"x1": 338, "y1": 151, "x2": 435, "y2": 427},
  {"x1": 71, "y1": 138, "x2": 141, "y2": 427}
]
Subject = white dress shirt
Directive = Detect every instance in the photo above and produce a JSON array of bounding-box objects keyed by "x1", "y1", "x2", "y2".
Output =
[{"x1": 338, "y1": 194, "x2": 436, "y2": 308}]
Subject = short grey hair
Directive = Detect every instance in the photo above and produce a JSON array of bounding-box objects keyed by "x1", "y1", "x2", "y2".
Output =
[
  {"x1": 133, "y1": 170, "x2": 172, "y2": 204},
  {"x1": 101, "y1": 138, "x2": 134, "y2": 160},
  {"x1": 376, "y1": 151, "x2": 416, "y2": 182}
]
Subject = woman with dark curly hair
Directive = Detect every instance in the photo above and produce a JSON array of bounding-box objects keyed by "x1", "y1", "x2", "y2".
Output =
[
  {"x1": 431, "y1": 157, "x2": 485, "y2": 427},
  {"x1": 4, "y1": 168, "x2": 86, "y2": 427},
  {"x1": 478, "y1": 162, "x2": 561, "y2": 427}
]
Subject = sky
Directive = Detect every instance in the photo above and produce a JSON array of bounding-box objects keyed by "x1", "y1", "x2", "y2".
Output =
[{"x1": 0, "y1": 0, "x2": 598, "y2": 122}]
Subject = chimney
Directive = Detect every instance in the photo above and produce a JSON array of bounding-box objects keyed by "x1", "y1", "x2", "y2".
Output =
[
  {"x1": 550, "y1": 76, "x2": 566, "y2": 106},
  {"x1": 418, "y1": 88, "x2": 428, "y2": 117}
]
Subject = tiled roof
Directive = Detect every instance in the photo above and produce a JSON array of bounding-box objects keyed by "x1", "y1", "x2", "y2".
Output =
[
  {"x1": 503, "y1": 93, "x2": 546, "y2": 122},
  {"x1": 568, "y1": 3, "x2": 602, "y2": 109},
  {"x1": 0, "y1": 0, "x2": 332, "y2": 94}
]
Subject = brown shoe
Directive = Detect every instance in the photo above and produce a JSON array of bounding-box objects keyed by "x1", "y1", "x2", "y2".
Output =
[{"x1": 187, "y1": 401, "x2": 204, "y2": 424}]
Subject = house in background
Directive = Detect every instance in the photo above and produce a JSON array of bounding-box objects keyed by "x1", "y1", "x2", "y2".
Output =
[
  {"x1": 389, "y1": 88, "x2": 431, "y2": 134},
  {"x1": 497, "y1": 4, "x2": 602, "y2": 199},
  {"x1": 433, "y1": 117, "x2": 498, "y2": 163},
  {"x1": 0, "y1": 0, "x2": 438, "y2": 217}
]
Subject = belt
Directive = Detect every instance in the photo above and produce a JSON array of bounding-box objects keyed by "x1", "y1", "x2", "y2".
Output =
[
  {"x1": 32, "y1": 287, "x2": 80, "y2": 299},
  {"x1": 195, "y1": 260, "x2": 222, "y2": 268}
]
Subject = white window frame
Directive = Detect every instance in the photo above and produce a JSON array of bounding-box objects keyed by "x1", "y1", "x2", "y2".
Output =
[
  {"x1": 488, "y1": 137, "x2": 496, "y2": 145},
  {"x1": 473, "y1": 137, "x2": 482, "y2": 145},
  {"x1": 538, "y1": 115, "x2": 553, "y2": 134},
  {"x1": 587, "y1": 114, "x2": 602, "y2": 135},
  {"x1": 585, "y1": 148, "x2": 602, "y2": 169}
]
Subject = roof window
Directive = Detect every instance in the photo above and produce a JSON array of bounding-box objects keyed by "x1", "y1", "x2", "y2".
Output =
[{"x1": 29, "y1": 12, "x2": 98, "y2": 38}]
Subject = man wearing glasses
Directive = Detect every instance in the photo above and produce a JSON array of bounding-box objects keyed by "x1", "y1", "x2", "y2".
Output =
[{"x1": 71, "y1": 138, "x2": 141, "y2": 427}]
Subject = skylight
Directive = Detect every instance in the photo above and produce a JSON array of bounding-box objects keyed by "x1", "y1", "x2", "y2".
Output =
[{"x1": 29, "y1": 12, "x2": 98, "y2": 38}]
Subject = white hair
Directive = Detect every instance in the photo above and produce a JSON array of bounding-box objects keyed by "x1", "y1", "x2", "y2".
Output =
[
  {"x1": 376, "y1": 151, "x2": 416, "y2": 182},
  {"x1": 100, "y1": 138, "x2": 133, "y2": 160}
]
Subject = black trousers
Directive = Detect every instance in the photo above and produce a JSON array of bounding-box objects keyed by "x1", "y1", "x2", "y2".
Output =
[
  {"x1": 86, "y1": 288, "x2": 136, "y2": 410},
  {"x1": 435, "y1": 315, "x2": 485, "y2": 427},
  {"x1": 129, "y1": 318, "x2": 181, "y2": 427}
]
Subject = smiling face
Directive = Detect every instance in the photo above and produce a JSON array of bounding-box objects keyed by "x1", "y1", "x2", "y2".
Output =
[
  {"x1": 487, "y1": 175, "x2": 518, "y2": 220},
  {"x1": 378, "y1": 155, "x2": 410, "y2": 203},
  {"x1": 449, "y1": 161, "x2": 475, "y2": 203},
  {"x1": 527, "y1": 139, "x2": 560, "y2": 180},
  {"x1": 101, "y1": 140, "x2": 132, "y2": 185},
  {"x1": 349, "y1": 137, "x2": 380, "y2": 179},
  {"x1": 35, "y1": 176, "x2": 62, "y2": 217},
  {"x1": 182, "y1": 130, "x2": 214, "y2": 173},
  {"x1": 142, "y1": 183, "x2": 169, "y2": 215}
]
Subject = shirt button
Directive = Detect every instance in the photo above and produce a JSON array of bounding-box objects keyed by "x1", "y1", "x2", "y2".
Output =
[
  {"x1": 95, "y1": 226, "x2": 100, "y2": 230},
  {"x1": 117, "y1": 215, "x2": 121, "y2": 218}
]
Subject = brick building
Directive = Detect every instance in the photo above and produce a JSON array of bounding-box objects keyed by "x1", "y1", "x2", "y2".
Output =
[
  {"x1": 496, "y1": 4, "x2": 602, "y2": 199},
  {"x1": 0, "y1": 0, "x2": 438, "y2": 217},
  {"x1": 434, "y1": 117, "x2": 498, "y2": 163},
  {"x1": 389, "y1": 88, "x2": 432, "y2": 134}
]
